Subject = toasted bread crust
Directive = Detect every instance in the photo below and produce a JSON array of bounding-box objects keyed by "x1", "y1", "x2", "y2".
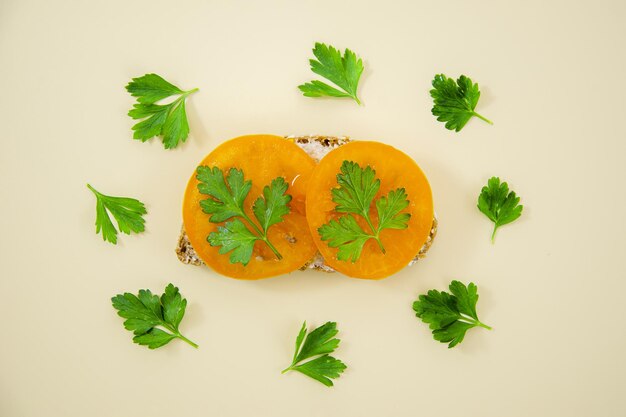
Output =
[
  {"x1": 175, "y1": 135, "x2": 437, "y2": 271},
  {"x1": 176, "y1": 225, "x2": 204, "y2": 266}
]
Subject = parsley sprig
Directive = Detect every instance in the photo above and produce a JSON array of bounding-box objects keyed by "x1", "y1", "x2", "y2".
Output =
[
  {"x1": 413, "y1": 281, "x2": 491, "y2": 348},
  {"x1": 112, "y1": 283, "x2": 198, "y2": 349},
  {"x1": 430, "y1": 74, "x2": 492, "y2": 132},
  {"x1": 126, "y1": 73, "x2": 198, "y2": 149},
  {"x1": 87, "y1": 184, "x2": 146, "y2": 245},
  {"x1": 298, "y1": 42, "x2": 364, "y2": 105},
  {"x1": 282, "y1": 321, "x2": 347, "y2": 387},
  {"x1": 478, "y1": 176, "x2": 524, "y2": 242},
  {"x1": 318, "y1": 161, "x2": 411, "y2": 262},
  {"x1": 196, "y1": 166, "x2": 291, "y2": 265}
]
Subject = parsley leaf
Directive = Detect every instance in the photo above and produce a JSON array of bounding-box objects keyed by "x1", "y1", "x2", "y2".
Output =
[
  {"x1": 477, "y1": 176, "x2": 524, "y2": 242},
  {"x1": 197, "y1": 166, "x2": 252, "y2": 223},
  {"x1": 111, "y1": 283, "x2": 198, "y2": 349},
  {"x1": 430, "y1": 74, "x2": 493, "y2": 132},
  {"x1": 87, "y1": 184, "x2": 146, "y2": 245},
  {"x1": 196, "y1": 166, "x2": 291, "y2": 265},
  {"x1": 282, "y1": 321, "x2": 347, "y2": 387},
  {"x1": 318, "y1": 215, "x2": 372, "y2": 262},
  {"x1": 252, "y1": 177, "x2": 291, "y2": 232},
  {"x1": 126, "y1": 73, "x2": 198, "y2": 149},
  {"x1": 298, "y1": 42, "x2": 364, "y2": 105},
  {"x1": 208, "y1": 219, "x2": 258, "y2": 265},
  {"x1": 376, "y1": 189, "x2": 412, "y2": 230},
  {"x1": 318, "y1": 161, "x2": 411, "y2": 262},
  {"x1": 413, "y1": 280, "x2": 491, "y2": 348}
]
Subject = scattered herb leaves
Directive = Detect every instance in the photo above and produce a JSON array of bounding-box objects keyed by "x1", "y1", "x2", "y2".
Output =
[
  {"x1": 298, "y1": 42, "x2": 364, "y2": 105},
  {"x1": 126, "y1": 73, "x2": 198, "y2": 149},
  {"x1": 111, "y1": 283, "x2": 198, "y2": 349},
  {"x1": 478, "y1": 176, "x2": 524, "y2": 242},
  {"x1": 413, "y1": 280, "x2": 491, "y2": 348},
  {"x1": 430, "y1": 74, "x2": 492, "y2": 132},
  {"x1": 318, "y1": 161, "x2": 410, "y2": 262},
  {"x1": 282, "y1": 321, "x2": 347, "y2": 387}
]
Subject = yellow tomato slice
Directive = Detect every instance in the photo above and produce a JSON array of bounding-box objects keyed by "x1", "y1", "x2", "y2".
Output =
[
  {"x1": 306, "y1": 141, "x2": 434, "y2": 279},
  {"x1": 183, "y1": 134, "x2": 318, "y2": 279}
]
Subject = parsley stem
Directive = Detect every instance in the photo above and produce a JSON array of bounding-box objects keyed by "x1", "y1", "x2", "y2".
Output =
[
  {"x1": 373, "y1": 236, "x2": 386, "y2": 254},
  {"x1": 176, "y1": 333, "x2": 199, "y2": 349},
  {"x1": 281, "y1": 366, "x2": 294, "y2": 374},
  {"x1": 183, "y1": 87, "x2": 199, "y2": 96},
  {"x1": 476, "y1": 321, "x2": 492, "y2": 331},
  {"x1": 353, "y1": 95, "x2": 362, "y2": 105},
  {"x1": 164, "y1": 88, "x2": 197, "y2": 109},
  {"x1": 163, "y1": 322, "x2": 199, "y2": 348},
  {"x1": 171, "y1": 87, "x2": 198, "y2": 107},
  {"x1": 491, "y1": 225, "x2": 498, "y2": 243},
  {"x1": 86, "y1": 183, "x2": 99, "y2": 196},
  {"x1": 262, "y1": 237, "x2": 283, "y2": 260},
  {"x1": 240, "y1": 211, "x2": 283, "y2": 260},
  {"x1": 459, "y1": 314, "x2": 492, "y2": 331},
  {"x1": 363, "y1": 212, "x2": 386, "y2": 254},
  {"x1": 472, "y1": 111, "x2": 493, "y2": 125}
]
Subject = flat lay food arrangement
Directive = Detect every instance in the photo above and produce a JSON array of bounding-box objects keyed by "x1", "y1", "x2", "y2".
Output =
[
  {"x1": 4, "y1": 2, "x2": 625, "y2": 416},
  {"x1": 92, "y1": 42, "x2": 527, "y2": 387}
]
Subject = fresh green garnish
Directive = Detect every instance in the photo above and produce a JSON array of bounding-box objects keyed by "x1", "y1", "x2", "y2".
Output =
[
  {"x1": 87, "y1": 184, "x2": 146, "y2": 245},
  {"x1": 478, "y1": 176, "x2": 523, "y2": 242},
  {"x1": 111, "y1": 283, "x2": 198, "y2": 349},
  {"x1": 318, "y1": 161, "x2": 410, "y2": 262},
  {"x1": 413, "y1": 280, "x2": 491, "y2": 348},
  {"x1": 298, "y1": 42, "x2": 364, "y2": 105},
  {"x1": 430, "y1": 74, "x2": 492, "y2": 132},
  {"x1": 282, "y1": 321, "x2": 347, "y2": 387},
  {"x1": 196, "y1": 166, "x2": 291, "y2": 265},
  {"x1": 126, "y1": 73, "x2": 198, "y2": 149}
]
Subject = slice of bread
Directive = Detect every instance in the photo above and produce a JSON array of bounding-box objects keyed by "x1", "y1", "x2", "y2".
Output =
[{"x1": 175, "y1": 135, "x2": 438, "y2": 272}]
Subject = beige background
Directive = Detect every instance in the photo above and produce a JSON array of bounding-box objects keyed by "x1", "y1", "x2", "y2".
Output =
[{"x1": 1, "y1": 0, "x2": 625, "y2": 416}]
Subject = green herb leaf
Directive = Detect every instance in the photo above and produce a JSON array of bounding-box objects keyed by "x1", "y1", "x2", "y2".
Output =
[
  {"x1": 430, "y1": 74, "x2": 492, "y2": 132},
  {"x1": 161, "y1": 101, "x2": 190, "y2": 149},
  {"x1": 317, "y1": 215, "x2": 372, "y2": 262},
  {"x1": 477, "y1": 176, "x2": 523, "y2": 242},
  {"x1": 375, "y1": 188, "x2": 411, "y2": 230},
  {"x1": 133, "y1": 329, "x2": 177, "y2": 349},
  {"x1": 295, "y1": 321, "x2": 341, "y2": 362},
  {"x1": 291, "y1": 322, "x2": 308, "y2": 364},
  {"x1": 197, "y1": 167, "x2": 252, "y2": 223},
  {"x1": 412, "y1": 280, "x2": 491, "y2": 348},
  {"x1": 252, "y1": 177, "x2": 292, "y2": 233},
  {"x1": 332, "y1": 161, "x2": 379, "y2": 214},
  {"x1": 161, "y1": 281, "x2": 188, "y2": 329},
  {"x1": 87, "y1": 184, "x2": 146, "y2": 245},
  {"x1": 318, "y1": 161, "x2": 411, "y2": 262},
  {"x1": 449, "y1": 280, "x2": 479, "y2": 319},
  {"x1": 282, "y1": 321, "x2": 347, "y2": 387},
  {"x1": 289, "y1": 355, "x2": 346, "y2": 387},
  {"x1": 111, "y1": 283, "x2": 198, "y2": 349},
  {"x1": 207, "y1": 219, "x2": 259, "y2": 266},
  {"x1": 126, "y1": 73, "x2": 183, "y2": 104},
  {"x1": 298, "y1": 80, "x2": 352, "y2": 99},
  {"x1": 298, "y1": 42, "x2": 364, "y2": 105},
  {"x1": 197, "y1": 166, "x2": 290, "y2": 265},
  {"x1": 127, "y1": 104, "x2": 170, "y2": 140},
  {"x1": 126, "y1": 73, "x2": 198, "y2": 149}
]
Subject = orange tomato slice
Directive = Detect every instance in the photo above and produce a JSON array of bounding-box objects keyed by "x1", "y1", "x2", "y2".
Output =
[
  {"x1": 182, "y1": 134, "x2": 318, "y2": 279},
  {"x1": 306, "y1": 141, "x2": 434, "y2": 279}
]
